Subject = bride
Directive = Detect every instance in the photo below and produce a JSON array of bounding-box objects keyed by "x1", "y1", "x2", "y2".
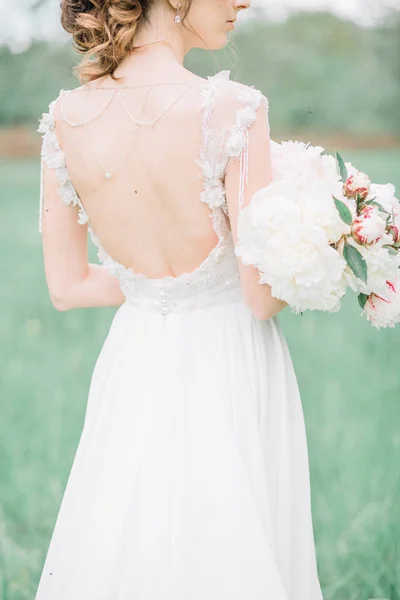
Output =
[{"x1": 35, "y1": 0, "x2": 325, "y2": 598}]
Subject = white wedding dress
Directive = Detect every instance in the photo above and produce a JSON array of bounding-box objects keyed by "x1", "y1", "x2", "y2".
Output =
[{"x1": 35, "y1": 70, "x2": 324, "y2": 600}]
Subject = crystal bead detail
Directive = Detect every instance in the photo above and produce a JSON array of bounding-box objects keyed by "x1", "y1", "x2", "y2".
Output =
[
  {"x1": 174, "y1": 15, "x2": 182, "y2": 23},
  {"x1": 105, "y1": 172, "x2": 112, "y2": 179}
]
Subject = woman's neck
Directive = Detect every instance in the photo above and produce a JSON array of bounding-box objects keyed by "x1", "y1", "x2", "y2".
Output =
[
  {"x1": 129, "y1": 3, "x2": 187, "y2": 65},
  {"x1": 112, "y1": 41, "x2": 187, "y2": 84}
]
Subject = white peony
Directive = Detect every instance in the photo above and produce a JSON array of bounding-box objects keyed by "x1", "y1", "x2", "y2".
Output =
[
  {"x1": 369, "y1": 182, "x2": 400, "y2": 230},
  {"x1": 258, "y1": 238, "x2": 347, "y2": 314},
  {"x1": 321, "y1": 153, "x2": 341, "y2": 184},
  {"x1": 356, "y1": 244, "x2": 400, "y2": 297},
  {"x1": 235, "y1": 181, "x2": 299, "y2": 266},
  {"x1": 370, "y1": 183, "x2": 400, "y2": 243},
  {"x1": 369, "y1": 182, "x2": 397, "y2": 212},
  {"x1": 344, "y1": 164, "x2": 371, "y2": 200},
  {"x1": 268, "y1": 141, "x2": 350, "y2": 243},
  {"x1": 235, "y1": 181, "x2": 347, "y2": 313},
  {"x1": 363, "y1": 279, "x2": 400, "y2": 329},
  {"x1": 300, "y1": 181, "x2": 351, "y2": 244},
  {"x1": 341, "y1": 265, "x2": 360, "y2": 293},
  {"x1": 270, "y1": 141, "x2": 341, "y2": 191},
  {"x1": 235, "y1": 140, "x2": 400, "y2": 324}
]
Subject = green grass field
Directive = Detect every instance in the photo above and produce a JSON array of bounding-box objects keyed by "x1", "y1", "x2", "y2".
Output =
[{"x1": 1, "y1": 151, "x2": 400, "y2": 600}]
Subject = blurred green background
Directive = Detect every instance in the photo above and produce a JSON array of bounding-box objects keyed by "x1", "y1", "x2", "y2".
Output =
[{"x1": 1, "y1": 4, "x2": 400, "y2": 600}]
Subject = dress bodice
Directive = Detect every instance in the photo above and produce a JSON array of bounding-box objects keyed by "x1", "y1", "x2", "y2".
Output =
[{"x1": 38, "y1": 70, "x2": 268, "y2": 317}]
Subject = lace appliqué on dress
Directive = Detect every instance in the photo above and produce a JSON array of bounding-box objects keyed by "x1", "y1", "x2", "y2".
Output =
[
  {"x1": 196, "y1": 70, "x2": 231, "y2": 219},
  {"x1": 224, "y1": 86, "x2": 269, "y2": 211},
  {"x1": 38, "y1": 93, "x2": 89, "y2": 233}
]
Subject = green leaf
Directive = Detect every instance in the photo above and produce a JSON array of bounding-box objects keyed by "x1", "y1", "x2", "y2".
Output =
[
  {"x1": 343, "y1": 241, "x2": 368, "y2": 283},
  {"x1": 383, "y1": 245, "x2": 399, "y2": 256},
  {"x1": 333, "y1": 196, "x2": 353, "y2": 226},
  {"x1": 358, "y1": 199, "x2": 374, "y2": 211},
  {"x1": 336, "y1": 151, "x2": 348, "y2": 183},
  {"x1": 371, "y1": 201, "x2": 390, "y2": 215},
  {"x1": 358, "y1": 293, "x2": 369, "y2": 310}
]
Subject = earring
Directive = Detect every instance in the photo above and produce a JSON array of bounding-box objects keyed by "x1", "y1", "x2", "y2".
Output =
[{"x1": 174, "y1": 3, "x2": 182, "y2": 23}]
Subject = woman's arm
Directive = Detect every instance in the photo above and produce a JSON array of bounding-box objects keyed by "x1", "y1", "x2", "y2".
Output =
[
  {"x1": 51, "y1": 263, "x2": 126, "y2": 312},
  {"x1": 41, "y1": 160, "x2": 125, "y2": 311},
  {"x1": 225, "y1": 93, "x2": 288, "y2": 321}
]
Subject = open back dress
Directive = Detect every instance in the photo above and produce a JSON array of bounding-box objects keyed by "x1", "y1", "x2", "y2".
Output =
[{"x1": 34, "y1": 69, "x2": 324, "y2": 600}]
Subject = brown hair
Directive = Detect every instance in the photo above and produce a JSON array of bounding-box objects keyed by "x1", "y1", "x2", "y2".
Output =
[{"x1": 61, "y1": 0, "x2": 192, "y2": 83}]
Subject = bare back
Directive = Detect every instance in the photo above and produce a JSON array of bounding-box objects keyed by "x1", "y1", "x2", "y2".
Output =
[
  {"x1": 39, "y1": 69, "x2": 272, "y2": 314},
  {"x1": 54, "y1": 74, "x2": 222, "y2": 279}
]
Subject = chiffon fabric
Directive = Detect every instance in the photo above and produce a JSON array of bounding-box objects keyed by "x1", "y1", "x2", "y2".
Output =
[{"x1": 34, "y1": 298, "x2": 324, "y2": 600}]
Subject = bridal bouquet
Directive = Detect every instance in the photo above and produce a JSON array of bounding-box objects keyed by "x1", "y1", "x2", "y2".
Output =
[{"x1": 235, "y1": 141, "x2": 400, "y2": 328}]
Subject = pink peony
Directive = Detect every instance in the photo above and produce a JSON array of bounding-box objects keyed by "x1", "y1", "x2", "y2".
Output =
[
  {"x1": 364, "y1": 279, "x2": 400, "y2": 328},
  {"x1": 387, "y1": 224, "x2": 400, "y2": 244},
  {"x1": 344, "y1": 171, "x2": 371, "y2": 201},
  {"x1": 351, "y1": 206, "x2": 386, "y2": 246}
]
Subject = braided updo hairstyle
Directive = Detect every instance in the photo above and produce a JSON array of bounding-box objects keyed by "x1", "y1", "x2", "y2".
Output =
[{"x1": 61, "y1": 0, "x2": 192, "y2": 83}]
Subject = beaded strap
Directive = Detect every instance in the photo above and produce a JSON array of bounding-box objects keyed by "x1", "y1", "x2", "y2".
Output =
[
  {"x1": 197, "y1": 71, "x2": 230, "y2": 210},
  {"x1": 224, "y1": 86, "x2": 268, "y2": 211}
]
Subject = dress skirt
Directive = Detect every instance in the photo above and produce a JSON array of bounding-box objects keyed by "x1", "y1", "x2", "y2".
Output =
[{"x1": 34, "y1": 296, "x2": 324, "y2": 600}]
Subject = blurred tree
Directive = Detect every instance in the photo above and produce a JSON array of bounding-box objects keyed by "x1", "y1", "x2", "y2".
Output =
[
  {"x1": 373, "y1": 0, "x2": 400, "y2": 134},
  {"x1": 0, "y1": 43, "x2": 77, "y2": 124},
  {"x1": 0, "y1": 11, "x2": 398, "y2": 142}
]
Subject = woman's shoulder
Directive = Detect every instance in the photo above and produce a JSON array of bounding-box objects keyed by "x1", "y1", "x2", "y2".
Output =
[
  {"x1": 208, "y1": 70, "x2": 268, "y2": 112},
  {"x1": 204, "y1": 71, "x2": 269, "y2": 138},
  {"x1": 37, "y1": 71, "x2": 268, "y2": 136},
  {"x1": 37, "y1": 87, "x2": 83, "y2": 135}
]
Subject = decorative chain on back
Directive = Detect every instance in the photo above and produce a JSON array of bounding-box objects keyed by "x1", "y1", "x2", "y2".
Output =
[{"x1": 59, "y1": 82, "x2": 194, "y2": 179}]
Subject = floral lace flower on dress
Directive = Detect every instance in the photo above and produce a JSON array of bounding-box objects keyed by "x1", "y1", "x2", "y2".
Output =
[
  {"x1": 224, "y1": 86, "x2": 268, "y2": 211},
  {"x1": 38, "y1": 95, "x2": 89, "y2": 232}
]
